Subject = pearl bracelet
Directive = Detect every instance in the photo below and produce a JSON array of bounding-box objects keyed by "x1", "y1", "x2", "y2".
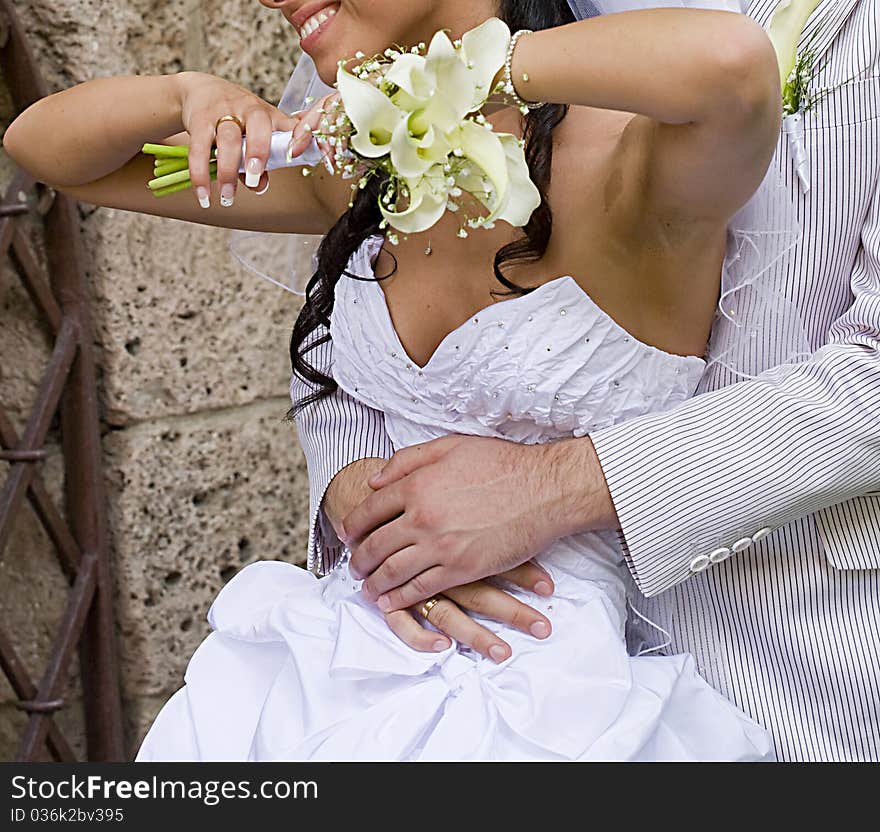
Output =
[{"x1": 502, "y1": 28, "x2": 546, "y2": 114}]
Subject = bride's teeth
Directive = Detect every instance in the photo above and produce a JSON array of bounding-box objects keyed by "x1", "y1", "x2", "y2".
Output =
[{"x1": 302, "y1": 5, "x2": 337, "y2": 38}]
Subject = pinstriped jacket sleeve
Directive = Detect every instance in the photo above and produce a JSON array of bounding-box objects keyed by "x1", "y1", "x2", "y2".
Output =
[
  {"x1": 290, "y1": 327, "x2": 395, "y2": 576},
  {"x1": 589, "y1": 177, "x2": 880, "y2": 598}
]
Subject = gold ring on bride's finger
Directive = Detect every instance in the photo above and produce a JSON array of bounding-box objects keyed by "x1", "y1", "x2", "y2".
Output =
[
  {"x1": 215, "y1": 113, "x2": 245, "y2": 134},
  {"x1": 420, "y1": 596, "x2": 444, "y2": 620}
]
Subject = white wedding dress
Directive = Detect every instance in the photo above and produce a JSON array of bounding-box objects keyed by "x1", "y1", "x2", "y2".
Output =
[{"x1": 136, "y1": 234, "x2": 774, "y2": 761}]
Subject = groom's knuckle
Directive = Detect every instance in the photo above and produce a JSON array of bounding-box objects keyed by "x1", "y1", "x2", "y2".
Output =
[
  {"x1": 356, "y1": 539, "x2": 375, "y2": 565},
  {"x1": 381, "y1": 558, "x2": 401, "y2": 583},
  {"x1": 435, "y1": 532, "x2": 456, "y2": 556},
  {"x1": 410, "y1": 573, "x2": 432, "y2": 599},
  {"x1": 409, "y1": 504, "x2": 435, "y2": 530}
]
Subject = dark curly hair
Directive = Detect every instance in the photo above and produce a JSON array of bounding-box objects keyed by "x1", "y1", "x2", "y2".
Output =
[{"x1": 289, "y1": 0, "x2": 575, "y2": 415}]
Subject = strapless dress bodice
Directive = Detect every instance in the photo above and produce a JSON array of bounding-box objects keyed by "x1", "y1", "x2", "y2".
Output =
[{"x1": 329, "y1": 234, "x2": 706, "y2": 450}]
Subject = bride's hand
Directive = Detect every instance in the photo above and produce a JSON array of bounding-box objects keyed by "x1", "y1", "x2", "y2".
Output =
[
  {"x1": 286, "y1": 92, "x2": 349, "y2": 175},
  {"x1": 384, "y1": 564, "x2": 554, "y2": 663},
  {"x1": 175, "y1": 71, "x2": 302, "y2": 205}
]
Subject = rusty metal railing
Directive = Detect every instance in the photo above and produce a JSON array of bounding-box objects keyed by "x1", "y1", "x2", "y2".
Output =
[{"x1": 0, "y1": 0, "x2": 124, "y2": 761}]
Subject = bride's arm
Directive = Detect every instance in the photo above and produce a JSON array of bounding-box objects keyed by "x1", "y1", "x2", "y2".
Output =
[
  {"x1": 1, "y1": 72, "x2": 342, "y2": 234},
  {"x1": 506, "y1": 8, "x2": 782, "y2": 222}
]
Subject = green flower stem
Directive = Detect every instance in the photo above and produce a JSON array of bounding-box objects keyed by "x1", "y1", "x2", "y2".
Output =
[
  {"x1": 142, "y1": 142, "x2": 189, "y2": 158},
  {"x1": 151, "y1": 166, "x2": 218, "y2": 198},
  {"x1": 151, "y1": 179, "x2": 195, "y2": 197},
  {"x1": 147, "y1": 159, "x2": 217, "y2": 190},
  {"x1": 147, "y1": 167, "x2": 194, "y2": 190},
  {"x1": 154, "y1": 158, "x2": 190, "y2": 176},
  {"x1": 147, "y1": 162, "x2": 217, "y2": 191}
]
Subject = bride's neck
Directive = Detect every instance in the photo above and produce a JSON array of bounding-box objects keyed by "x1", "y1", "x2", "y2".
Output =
[{"x1": 404, "y1": 0, "x2": 499, "y2": 48}]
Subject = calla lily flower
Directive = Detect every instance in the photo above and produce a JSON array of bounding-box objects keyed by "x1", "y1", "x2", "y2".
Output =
[
  {"x1": 329, "y1": 17, "x2": 542, "y2": 237},
  {"x1": 336, "y1": 68, "x2": 405, "y2": 158},
  {"x1": 495, "y1": 133, "x2": 542, "y2": 227},
  {"x1": 766, "y1": 0, "x2": 823, "y2": 88},
  {"x1": 379, "y1": 166, "x2": 449, "y2": 233},
  {"x1": 460, "y1": 17, "x2": 512, "y2": 109}
]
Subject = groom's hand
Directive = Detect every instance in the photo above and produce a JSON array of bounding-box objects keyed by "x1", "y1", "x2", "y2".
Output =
[
  {"x1": 322, "y1": 455, "x2": 557, "y2": 661},
  {"x1": 341, "y1": 434, "x2": 618, "y2": 612}
]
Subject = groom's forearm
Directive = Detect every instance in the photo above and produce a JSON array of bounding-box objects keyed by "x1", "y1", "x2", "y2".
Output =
[{"x1": 544, "y1": 437, "x2": 619, "y2": 538}]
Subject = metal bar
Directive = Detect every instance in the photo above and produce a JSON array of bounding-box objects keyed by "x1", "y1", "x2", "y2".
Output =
[
  {"x1": 49, "y1": 192, "x2": 125, "y2": 761},
  {"x1": 0, "y1": 169, "x2": 33, "y2": 254},
  {"x1": 0, "y1": 1, "x2": 49, "y2": 106},
  {"x1": 0, "y1": 449, "x2": 47, "y2": 462},
  {"x1": 17, "y1": 554, "x2": 97, "y2": 761},
  {"x1": 0, "y1": 629, "x2": 76, "y2": 761},
  {"x1": 10, "y1": 225, "x2": 63, "y2": 334},
  {"x1": 0, "y1": 316, "x2": 78, "y2": 559},
  {"x1": 0, "y1": 408, "x2": 82, "y2": 580}
]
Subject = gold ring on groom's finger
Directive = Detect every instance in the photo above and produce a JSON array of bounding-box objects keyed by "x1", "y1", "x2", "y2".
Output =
[
  {"x1": 215, "y1": 113, "x2": 245, "y2": 134},
  {"x1": 420, "y1": 596, "x2": 444, "y2": 620}
]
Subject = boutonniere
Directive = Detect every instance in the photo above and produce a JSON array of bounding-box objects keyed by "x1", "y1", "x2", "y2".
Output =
[{"x1": 768, "y1": 0, "x2": 862, "y2": 193}]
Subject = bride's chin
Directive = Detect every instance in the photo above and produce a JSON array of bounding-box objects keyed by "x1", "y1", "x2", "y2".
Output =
[{"x1": 313, "y1": 53, "x2": 346, "y2": 86}]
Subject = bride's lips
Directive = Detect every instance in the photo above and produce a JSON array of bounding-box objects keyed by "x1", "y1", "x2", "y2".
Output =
[{"x1": 294, "y1": 2, "x2": 340, "y2": 53}]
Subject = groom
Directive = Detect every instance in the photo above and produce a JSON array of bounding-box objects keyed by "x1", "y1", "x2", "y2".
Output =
[{"x1": 293, "y1": 0, "x2": 879, "y2": 760}]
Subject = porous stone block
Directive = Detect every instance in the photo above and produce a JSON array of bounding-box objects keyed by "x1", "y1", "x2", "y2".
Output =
[
  {"x1": 103, "y1": 397, "x2": 310, "y2": 698},
  {"x1": 81, "y1": 208, "x2": 309, "y2": 425}
]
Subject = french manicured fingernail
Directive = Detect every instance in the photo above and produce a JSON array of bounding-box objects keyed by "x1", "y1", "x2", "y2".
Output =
[
  {"x1": 534, "y1": 581, "x2": 552, "y2": 596},
  {"x1": 530, "y1": 621, "x2": 550, "y2": 639},
  {"x1": 433, "y1": 639, "x2": 449, "y2": 652},
  {"x1": 254, "y1": 177, "x2": 270, "y2": 196},
  {"x1": 489, "y1": 645, "x2": 508, "y2": 663},
  {"x1": 285, "y1": 140, "x2": 294, "y2": 164},
  {"x1": 377, "y1": 595, "x2": 391, "y2": 612},
  {"x1": 196, "y1": 186, "x2": 210, "y2": 209},
  {"x1": 220, "y1": 183, "x2": 235, "y2": 207},
  {"x1": 245, "y1": 157, "x2": 262, "y2": 188}
]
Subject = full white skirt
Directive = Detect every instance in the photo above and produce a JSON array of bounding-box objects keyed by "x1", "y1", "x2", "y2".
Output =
[{"x1": 135, "y1": 560, "x2": 774, "y2": 762}]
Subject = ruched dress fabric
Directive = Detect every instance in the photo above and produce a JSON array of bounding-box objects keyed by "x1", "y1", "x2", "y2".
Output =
[{"x1": 136, "y1": 235, "x2": 774, "y2": 762}]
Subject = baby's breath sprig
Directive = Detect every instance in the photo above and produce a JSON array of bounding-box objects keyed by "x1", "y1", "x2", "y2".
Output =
[
  {"x1": 782, "y1": 47, "x2": 819, "y2": 116},
  {"x1": 779, "y1": 20, "x2": 864, "y2": 118}
]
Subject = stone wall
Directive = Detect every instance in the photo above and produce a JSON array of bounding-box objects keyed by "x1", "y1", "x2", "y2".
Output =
[{"x1": 0, "y1": 1, "x2": 314, "y2": 760}]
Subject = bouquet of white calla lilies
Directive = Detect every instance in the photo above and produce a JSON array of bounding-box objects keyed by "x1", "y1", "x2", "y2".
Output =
[
  {"x1": 141, "y1": 17, "x2": 542, "y2": 238},
  {"x1": 322, "y1": 17, "x2": 541, "y2": 239}
]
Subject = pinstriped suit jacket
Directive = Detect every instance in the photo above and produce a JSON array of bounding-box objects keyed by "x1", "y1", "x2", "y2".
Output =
[{"x1": 292, "y1": 0, "x2": 880, "y2": 760}]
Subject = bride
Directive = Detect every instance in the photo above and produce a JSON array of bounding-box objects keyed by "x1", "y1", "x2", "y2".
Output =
[{"x1": 4, "y1": 0, "x2": 786, "y2": 760}]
